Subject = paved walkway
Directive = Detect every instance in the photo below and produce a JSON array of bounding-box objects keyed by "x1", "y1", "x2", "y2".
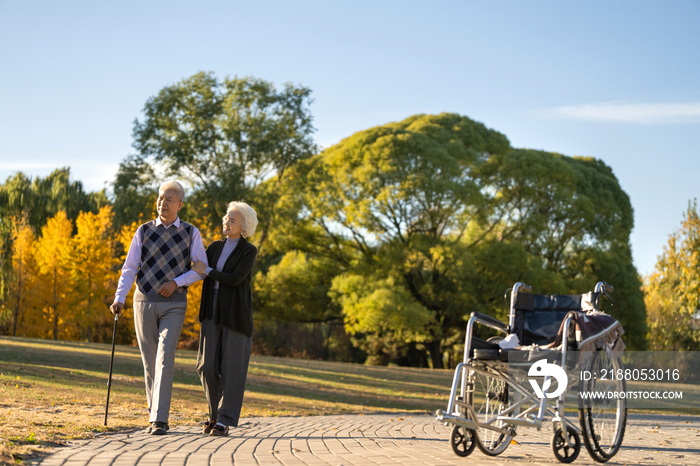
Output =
[{"x1": 38, "y1": 414, "x2": 699, "y2": 466}]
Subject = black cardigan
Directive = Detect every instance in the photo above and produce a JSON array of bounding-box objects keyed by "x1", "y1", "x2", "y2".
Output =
[{"x1": 198, "y1": 237, "x2": 258, "y2": 337}]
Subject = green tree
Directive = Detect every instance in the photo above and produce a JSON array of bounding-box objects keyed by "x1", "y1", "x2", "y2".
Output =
[
  {"x1": 128, "y1": 71, "x2": 316, "y2": 245},
  {"x1": 294, "y1": 113, "x2": 511, "y2": 367},
  {"x1": 480, "y1": 149, "x2": 646, "y2": 349},
  {"x1": 254, "y1": 251, "x2": 342, "y2": 323},
  {"x1": 278, "y1": 113, "x2": 644, "y2": 367},
  {"x1": 0, "y1": 168, "x2": 108, "y2": 233},
  {"x1": 479, "y1": 151, "x2": 633, "y2": 269},
  {"x1": 111, "y1": 155, "x2": 158, "y2": 231},
  {"x1": 645, "y1": 200, "x2": 700, "y2": 350}
]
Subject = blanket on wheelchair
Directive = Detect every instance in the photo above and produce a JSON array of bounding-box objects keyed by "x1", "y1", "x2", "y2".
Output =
[{"x1": 547, "y1": 311, "x2": 625, "y2": 352}]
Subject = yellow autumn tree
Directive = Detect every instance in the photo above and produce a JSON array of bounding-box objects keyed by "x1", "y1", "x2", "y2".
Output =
[
  {"x1": 111, "y1": 219, "x2": 142, "y2": 345},
  {"x1": 181, "y1": 279, "x2": 203, "y2": 349},
  {"x1": 67, "y1": 205, "x2": 118, "y2": 342},
  {"x1": 645, "y1": 199, "x2": 700, "y2": 350},
  {"x1": 34, "y1": 211, "x2": 73, "y2": 339},
  {"x1": 5, "y1": 217, "x2": 40, "y2": 336}
]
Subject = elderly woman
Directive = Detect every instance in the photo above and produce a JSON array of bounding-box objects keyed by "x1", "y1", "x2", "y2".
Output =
[{"x1": 192, "y1": 201, "x2": 258, "y2": 437}]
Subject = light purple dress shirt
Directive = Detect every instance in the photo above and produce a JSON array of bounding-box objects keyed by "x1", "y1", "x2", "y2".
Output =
[{"x1": 113, "y1": 216, "x2": 209, "y2": 304}]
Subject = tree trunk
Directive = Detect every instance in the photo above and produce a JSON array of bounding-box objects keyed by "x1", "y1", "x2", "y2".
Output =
[
  {"x1": 12, "y1": 245, "x2": 21, "y2": 337},
  {"x1": 323, "y1": 322, "x2": 332, "y2": 360},
  {"x1": 426, "y1": 339, "x2": 444, "y2": 369},
  {"x1": 81, "y1": 270, "x2": 93, "y2": 342},
  {"x1": 256, "y1": 222, "x2": 269, "y2": 255},
  {"x1": 53, "y1": 268, "x2": 58, "y2": 339},
  {"x1": 12, "y1": 285, "x2": 20, "y2": 337}
]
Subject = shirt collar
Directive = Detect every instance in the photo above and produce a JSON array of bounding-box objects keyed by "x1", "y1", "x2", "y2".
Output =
[{"x1": 155, "y1": 216, "x2": 181, "y2": 228}]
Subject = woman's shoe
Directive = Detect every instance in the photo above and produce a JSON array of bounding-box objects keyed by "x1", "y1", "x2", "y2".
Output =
[{"x1": 202, "y1": 419, "x2": 217, "y2": 434}]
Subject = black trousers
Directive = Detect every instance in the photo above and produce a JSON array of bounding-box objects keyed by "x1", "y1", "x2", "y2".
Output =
[{"x1": 196, "y1": 290, "x2": 252, "y2": 427}]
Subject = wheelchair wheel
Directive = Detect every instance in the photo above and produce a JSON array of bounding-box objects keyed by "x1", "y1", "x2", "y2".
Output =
[
  {"x1": 579, "y1": 347, "x2": 627, "y2": 462},
  {"x1": 466, "y1": 369, "x2": 517, "y2": 456},
  {"x1": 450, "y1": 424, "x2": 476, "y2": 457},
  {"x1": 551, "y1": 426, "x2": 581, "y2": 463}
]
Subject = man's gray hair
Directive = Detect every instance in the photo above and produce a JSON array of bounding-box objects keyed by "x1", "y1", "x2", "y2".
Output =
[
  {"x1": 159, "y1": 181, "x2": 186, "y2": 201},
  {"x1": 227, "y1": 201, "x2": 258, "y2": 237}
]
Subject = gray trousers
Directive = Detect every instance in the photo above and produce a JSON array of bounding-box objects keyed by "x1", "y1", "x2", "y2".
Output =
[
  {"x1": 133, "y1": 300, "x2": 187, "y2": 424},
  {"x1": 196, "y1": 291, "x2": 252, "y2": 427}
]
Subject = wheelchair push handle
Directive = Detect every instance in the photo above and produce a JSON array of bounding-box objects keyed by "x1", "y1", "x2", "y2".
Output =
[
  {"x1": 595, "y1": 281, "x2": 614, "y2": 293},
  {"x1": 595, "y1": 281, "x2": 615, "y2": 306},
  {"x1": 515, "y1": 282, "x2": 532, "y2": 293},
  {"x1": 504, "y1": 282, "x2": 531, "y2": 299},
  {"x1": 505, "y1": 282, "x2": 531, "y2": 303}
]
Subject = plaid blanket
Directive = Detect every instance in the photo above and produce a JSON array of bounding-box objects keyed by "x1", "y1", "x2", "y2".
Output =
[{"x1": 547, "y1": 310, "x2": 625, "y2": 352}]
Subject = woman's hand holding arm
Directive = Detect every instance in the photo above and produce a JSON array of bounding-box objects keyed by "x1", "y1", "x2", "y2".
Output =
[{"x1": 192, "y1": 259, "x2": 208, "y2": 275}]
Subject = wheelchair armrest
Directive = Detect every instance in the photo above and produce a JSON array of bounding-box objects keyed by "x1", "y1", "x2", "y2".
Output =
[
  {"x1": 469, "y1": 312, "x2": 508, "y2": 333},
  {"x1": 462, "y1": 312, "x2": 509, "y2": 364}
]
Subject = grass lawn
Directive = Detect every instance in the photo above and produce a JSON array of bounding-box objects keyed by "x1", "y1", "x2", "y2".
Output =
[{"x1": 0, "y1": 336, "x2": 453, "y2": 463}]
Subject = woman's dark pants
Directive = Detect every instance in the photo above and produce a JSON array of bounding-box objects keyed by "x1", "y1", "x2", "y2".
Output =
[{"x1": 196, "y1": 290, "x2": 252, "y2": 427}]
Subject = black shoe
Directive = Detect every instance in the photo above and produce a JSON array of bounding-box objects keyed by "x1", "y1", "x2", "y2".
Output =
[
  {"x1": 151, "y1": 421, "x2": 169, "y2": 435},
  {"x1": 210, "y1": 423, "x2": 229, "y2": 437}
]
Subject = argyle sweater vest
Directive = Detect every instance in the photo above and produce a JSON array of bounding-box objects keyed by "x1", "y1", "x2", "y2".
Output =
[{"x1": 134, "y1": 220, "x2": 193, "y2": 303}]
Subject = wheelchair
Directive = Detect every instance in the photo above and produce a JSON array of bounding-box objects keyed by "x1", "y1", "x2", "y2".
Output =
[{"x1": 436, "y1": 282, "x2": 626, "y2": 463}]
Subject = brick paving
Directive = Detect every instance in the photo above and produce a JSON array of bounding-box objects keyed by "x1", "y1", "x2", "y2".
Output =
[{"x1": 37, "y1": 413, "x2": 700, "y2": 466}]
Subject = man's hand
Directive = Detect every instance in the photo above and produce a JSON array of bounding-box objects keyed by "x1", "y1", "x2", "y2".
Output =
[
  {"x1": 110, "y1": 302, "x2": 124, "y2": 316},
  {"x1": 158, "y1": 280, "x2": 178, "y2": 298}
]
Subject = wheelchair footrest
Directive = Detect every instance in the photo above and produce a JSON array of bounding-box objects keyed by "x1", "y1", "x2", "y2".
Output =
[
  {"x1": 435, "y1": 410, "x2": 479, "y2": 430},
  {"x1": 497, "y1": 415, "x2": 542, "y2": 429}
]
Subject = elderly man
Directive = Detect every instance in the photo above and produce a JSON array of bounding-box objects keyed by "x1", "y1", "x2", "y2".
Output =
[{"x1": 110, "y1": 181, "x2": 208, "y2": 435}]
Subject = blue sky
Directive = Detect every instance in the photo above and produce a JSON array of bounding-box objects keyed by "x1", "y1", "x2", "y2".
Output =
[{"x1": 1, "y1": 1, "x2": 699, "y2": 275}]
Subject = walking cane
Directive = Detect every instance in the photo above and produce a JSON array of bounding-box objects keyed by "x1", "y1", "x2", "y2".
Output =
[{"x1": 104, "y1": 313, "x2": 119, "y2": 426}]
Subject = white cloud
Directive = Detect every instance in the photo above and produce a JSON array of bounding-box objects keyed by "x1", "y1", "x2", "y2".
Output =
[{"x1": 534, "y1": 101, "x2": 700, "y2": 124}]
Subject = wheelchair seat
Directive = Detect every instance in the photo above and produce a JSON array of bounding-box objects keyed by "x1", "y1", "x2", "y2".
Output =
[{"x1": 471, "y1": 291, "x2": 598, "y2": 362}]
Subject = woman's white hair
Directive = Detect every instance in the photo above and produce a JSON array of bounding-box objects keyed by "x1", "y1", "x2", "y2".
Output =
[
  {"x1": 227, "y1": 201, "x2": 258, "y2": 237},
  {"x1": 159, "y1": 181, "x2": 186, "y2": 201}
]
